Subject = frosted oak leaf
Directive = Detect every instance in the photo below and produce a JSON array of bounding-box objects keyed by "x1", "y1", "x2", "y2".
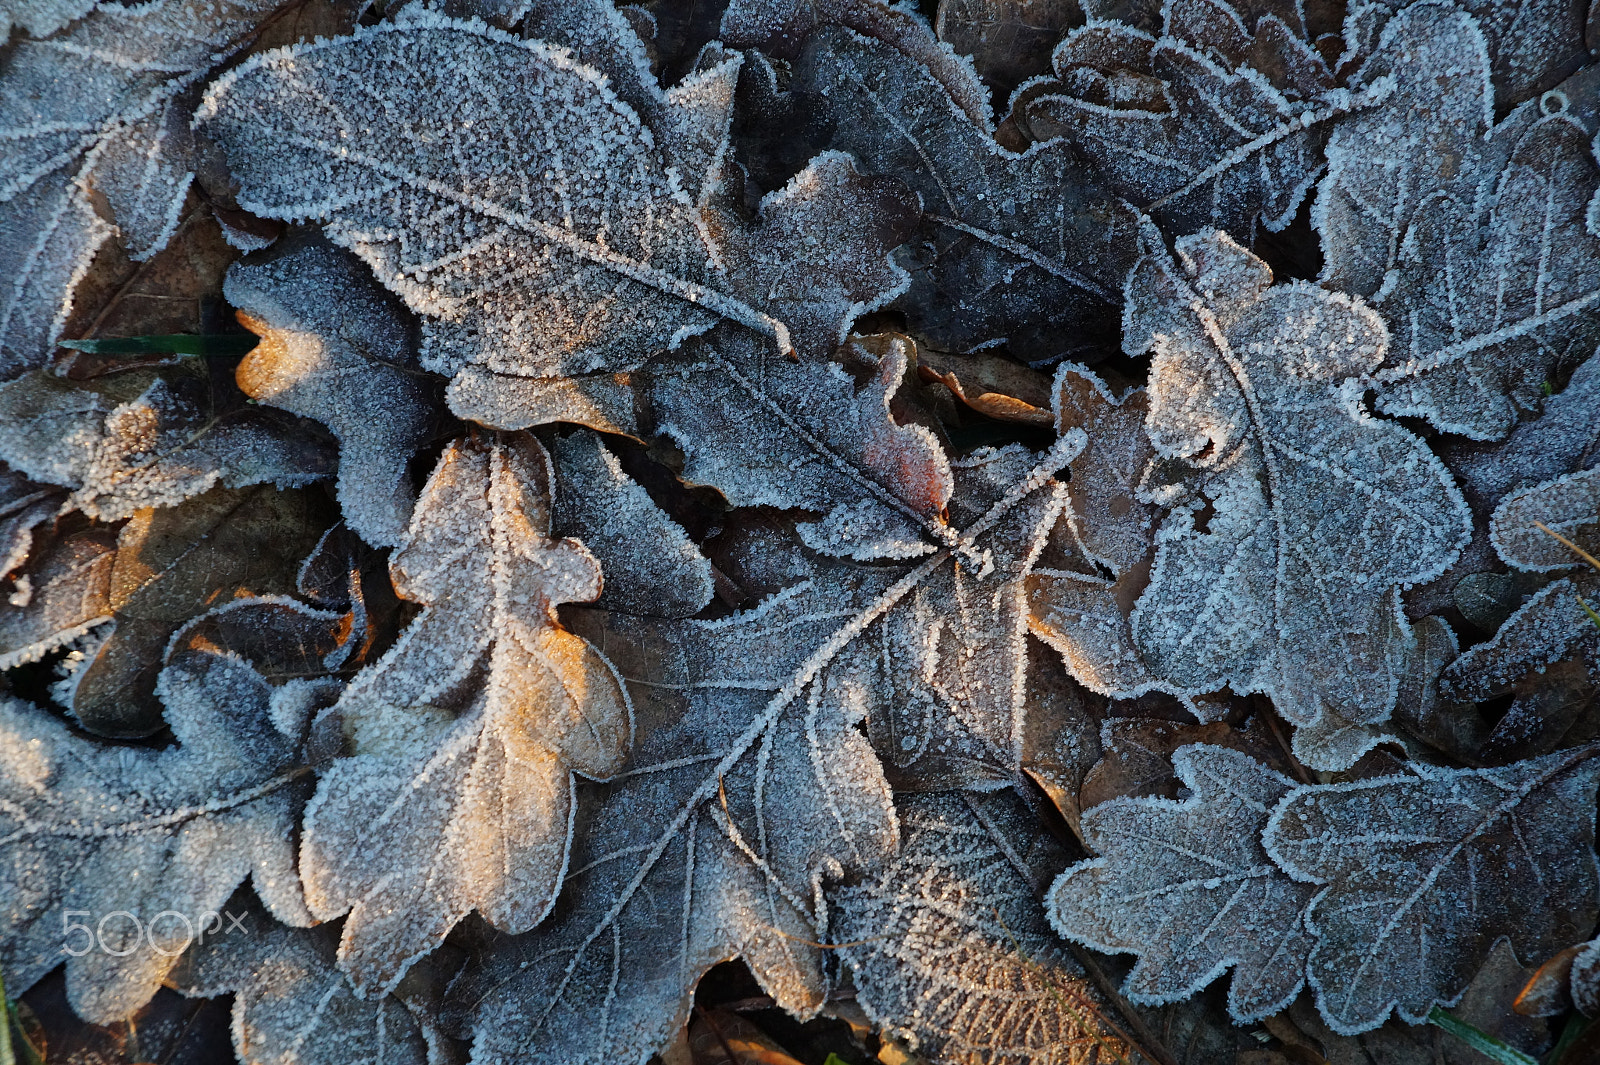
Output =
[
  {"x1": 788, "y1": 26, "x2": 1134, "y2": 362},
  {"x1": 0, "y1": 650, "x2": 315, "y2": 1024},
  {"x1": 196, "y1": 10, "x2": 917, "y2": 425},
  {"x1": 33, "y1": 484, "x2": 326, "y2": 738},
  {"x1": 226, "y1": 234, "x2": 434, "y2": 549},
  {"x1": 1348, "y1": 0, "x2": 1586, "y2": 106},
  {"x1": 1049, "y1": 744, "x2": 1316, "y2": 1023},
  {"x1": 1264, "y1": 745, "x2": 1600, "y2": 1034},
  {"x1": 551, "y1": 429, "x2": 714, "y2": 618},
  {"x1": 453, "y1": 435, "x2": 1082, "y2": 1065},
  {"x1": 1125, "y1": 229, "x2": 1470, "y2": 725},
  {"x1": 833, "y1": 790, "x2": 1133, "y2": 1065},
  {"x1": 651, "y1": 330, "x2": 959, "y2": 562},
  {"x1": 170, "y1": 902, "x2": 441, "y2": 1065},
  {"x1": 1027, "y1": 364, "x2": 1166, "y2": 701},
  {"x1": 0, "y1": 367, "x2": 331, "y2": 523},
  {"x1": 1318, "y1": 4, "x2": 1600, "y2": 440},
  {"x1": 1441, "y1": 465, "x2": 1600, "y2": 706},
  {"x1": 299, "y1": 432, "x2": 631, "y2": 997}
]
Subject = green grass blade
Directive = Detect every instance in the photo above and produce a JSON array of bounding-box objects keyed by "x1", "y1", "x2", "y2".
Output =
[
  {"x1": 1578, "y1": 596, "x2": 1600, "y2": 634},
  {"x1": 823, "y1": 1055, "x2": 857, "y2": 1065},
  {"x1": 1427, "y1": 1006, "x2": 1538, "y2": 1065},
  {"x1": 0, "y1": 969, "x2": 13, "y2": 1065},
  {"x1": 58, "y1": 334, "x2": 258, "y2": 357}
]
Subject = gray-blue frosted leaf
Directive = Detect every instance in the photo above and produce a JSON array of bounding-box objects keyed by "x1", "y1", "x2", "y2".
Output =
[
  {"x1": 0, "y1": 651, "x2": 314, "y2": 1024},
  {"x1": 1049, "y1": 744, "x2": 1316, "y2": 1024},
  {"x1": 1126, "y1": 230, "x2": 1470, "y2": 725},
  {"x1": 1264, "y1": 746, "x2": 1600, "y2": 1034},
  {"x1": 551, "y1": 429, "x2": 714, "y2": 618},
  {"x1": 0, "y1": 0, "x2": 277, "y2": 375},
  {"x1": 226, "y1": 235, "x2": 434, "y2": 549}
]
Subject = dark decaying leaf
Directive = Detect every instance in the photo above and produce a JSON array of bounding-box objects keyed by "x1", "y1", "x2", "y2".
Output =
[
  {"x1": 832, "y1": 790, "x2": 1133, "y2": 1065},
  {"x1": 1023, "y1": 0, "x2": 1361, "y2": 240},
  {"x1": 1125, "y1": 229, "x2": 1470, "y2": 726},
  {"x1": 936, "y1": 0, "x2": 1083, "y2": 102},
  {"x1": 1049, "y1": 744, "x2": 1316, "y2": 1024},
  {"x1": 51, "y1": 484, "x2": 327, "y2": 737},
  {"x1": 0, "y1": 527, "x2": 116, "y2": 674},
  {"x1": 914, "y1": 345, "x2": 1055, "y2": 426},
  {"x1": 1264, "y1": 745, "x2": 1600, "y2": 1034},
  {"x1": 300, "y1": 433, "x2": 631, "y2": 996},
  {"x1": 0, "y1": 468, "x2": 61, "y2": 579},
  {"x1": 0, "y1": 650, "x2": 315, "y2": 1024},
  {"x1": 1073, "y1": 715, "x2": 1289, "y2": 812},
  {"x1": 721, "y1": 0, "x2": 995, "y2": 128},
  {"x1": 226, "y1": 233, "x2": 435, "y2": 549},
  {"x1": 786, "y1": 25, "x2": 1134, "y2": 362}
]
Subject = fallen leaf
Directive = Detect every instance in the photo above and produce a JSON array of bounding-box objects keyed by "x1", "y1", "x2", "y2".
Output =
[
  {"x1": 0, "y1": 367, "x2": 331, "y2": 522},
  {"x1": 0, "y1": 649, "x2": 315, "y2": 1024},
  {"x1": 833, "y1": 790, "x2": 1134, "y2": 1065},
  {"x1": 56, "y1": 484, "x2": 327, "y2": 737},
  {"x1": 1126, "y1": 229, "x2": 1470, "y2": 725},
  {"x1": 300, "y1": 432, "x2": 631, "y2": 996},
  {"x1": 552, "y1": 429, "x2": 715, "y2": 618},
  {"x1": 1050, "y1": 744, "x2": 1317, "y2": 1024},
  {"x1": 1263, "y1": 745, "x2": 1600, "y2": 1033},
  {"x1": 0, "y1": 0, "x2": 277, "y2": 374},
  {"x1": 227, "y1": 233, "x2": 435, "y2": 549}
]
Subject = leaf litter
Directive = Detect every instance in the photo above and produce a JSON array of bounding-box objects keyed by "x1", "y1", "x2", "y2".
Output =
[{"x1": 1, "y1": 1, "x2": 1599, "y2": 1064}]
